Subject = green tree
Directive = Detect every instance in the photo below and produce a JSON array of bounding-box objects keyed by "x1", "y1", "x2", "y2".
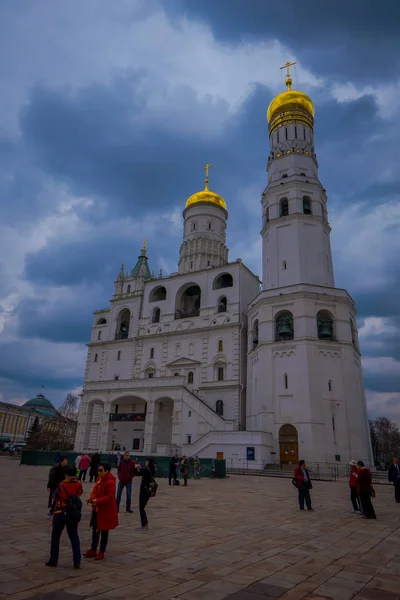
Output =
[{"x1": 26, "y1": 416, "x2": 42, "y2": 448}]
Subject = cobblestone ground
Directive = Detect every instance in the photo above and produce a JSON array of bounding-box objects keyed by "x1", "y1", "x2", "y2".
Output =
[{"x1": 1, "y1": 458, "x2": 400, "y2": 600}]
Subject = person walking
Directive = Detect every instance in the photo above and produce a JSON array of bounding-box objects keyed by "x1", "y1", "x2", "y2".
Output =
[
  {"x1": 193, "y1": 456, "x2": 201, "y2": 479},
  {"x1": 75, "y1": 453, "x2": 82, "y2": 479},
  {"x1": 348, "y1": 460, "x2": 361, "y2": 513},
  {"x1": 180, "y1": 455, "x2": 189, "y2": 486},
  {"x1": 388, "y1": 458, "x2": 400, "y2": 503},
  {"x1": 357, "y1": 460, "x2": 376, "y2": 519},
  {"x1": 116, "y1": 451, "x2": 136, "y2": 513},
  {"x1": 78, "y1": 453, "x2": 91, "y2": 482},
  {"x1": 168, "y1": 454, "x2": 178, "y2": 485},
  {"x1": 84, "y1": 462, "x2": 118, "y2": 561},
  {"x1": 45, "y1": 466, "x2": 83, "y2": 569},
  {"x1": 293, "y1": 460, "x2": 313, "y2": 511},
  {"x1": 89, "y1": 452, "x2": 101, "y2": 483},
  {"x1": 136, "y1": 458, "x2": 157, "y2": 530},
  {"x1": 47, "y1": 456, "x2": 68, "y2": 515}
]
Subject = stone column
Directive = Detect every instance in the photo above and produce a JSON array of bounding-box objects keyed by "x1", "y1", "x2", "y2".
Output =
[
  {"x1": 74, "y1": 395, "x2": 88, "y2": 451},
  {"x1": 99, "y1": 399, "x2": 111, "y2": 453},
  {"x1": 172, "y1": 397, "x2": 183, "y2": 448},
  {"x1": 143, "y1": 398, "x2": 156, "y2": 455}
]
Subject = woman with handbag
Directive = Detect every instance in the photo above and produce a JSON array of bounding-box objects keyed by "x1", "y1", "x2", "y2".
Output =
[
  {"x1": 357, "y1": 461, "x2": 376, "y2": 519},
  {"x1": 84, "y1": 462, "x2": 119, "y2": 560},
  {"x1": 180, "y1": 455, "x2": 189, "y2": 487},
  {"x1": 136, "y1": 458, "x2": 157, "y2": 530}
]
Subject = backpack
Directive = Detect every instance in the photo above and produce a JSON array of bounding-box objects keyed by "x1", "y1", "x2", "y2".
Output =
[
  {"x1": 148, "y1": 479, "x2": 158, "y2": 497},
  {"x1": 61, "y1": 486, "x2": 82, "y2": 523}
]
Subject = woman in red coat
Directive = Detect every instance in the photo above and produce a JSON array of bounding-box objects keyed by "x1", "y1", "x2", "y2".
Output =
[{"x1": 84, "y1": 462, "x2": 119, "y2": 560}]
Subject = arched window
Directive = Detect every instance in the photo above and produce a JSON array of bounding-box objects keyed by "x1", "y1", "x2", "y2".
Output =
[
  {"x1": 317, "y1": 310, "x2": 334, "y2": 341},
  {"x1": 97, "y1": 331, "x2": 102, "y2": 341},
  {"x1": 280, "y1": 198, "x2": 289, "y2": 217},
  {"x1": 149, "y1": 286, "x2": 167, "y2": 302},
  {"x1": 217, "y1": 367, "x2": 224, "y2": 381},
  {"x1": 264, "y1": 207, "x2": 270, "y2": 225},
  {"x1": 252, "y1": 319, "x2": 259, "y2": 348},
  {"x1": 218, "y1": 340, "x2": 223, "y2": 353},
  {"x1": 152, "y1": 307, "x2": 160, "y2": 323},
  {"x1": 275, "y1": 311, "x2": 294, "y2": 341},
  {"x1": 303, "y1": 195, "x2": 312, "y2": 215},
  {"x1": 174, "y1": 372, "x2": 179, "y2": 377},
  {"x1": 117, "y1": 351, "x2": 121, "y2": 361},
  {"x1": 213, "y1": 273, "x2": 233, "y2": 290},
  {"x1": 94, "y1": 353, "x2": 98, "y2": 363},
  {"x1": 150, "y1": 348, "x2": 154, "y2": 359},
  {"x1": 115, "y1": 308, "x2": 131, "y2": 340},
  {"x1": 284, "y1": 373, "x2": 288, "y2": 389},
  {"x1": 216, "y1": 400, "x2": 224, "y2": 416},
  {"x1": 187, "y1": 371, "x2": 194, "y2": 384},
  {"x1": 127, "y1": 284, "x2": 131, "y2": 293},
  {"x1": 218, "y1": 296, "x2": 227, "y2": 313},
  {"x1": 96, "y1": 317, "x2": 107, "y2": 325},
  {"x1": 282, "y1": 173, "x2": 288, "y2": 179},
  {"x1": 175, "y1": 343, "x2": 180, "y2": 356},
  {"x1": 146, "y1": 370, "x2": 154, "y2": 379},
  {"x1": 175, "y1": 284, "x2": 201, "y2": 319}
]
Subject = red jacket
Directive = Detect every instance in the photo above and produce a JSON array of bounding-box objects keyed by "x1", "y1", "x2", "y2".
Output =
[
  {"x1": 349, "y1": 469, "x2": 359, "y2": 487},
  {"x1": 118, "y1": 459, "x2": 136, "y2": 485},
  {"x1": 79, "y1": 455, "x2": 91, "y2": 470},
  {"x1": 89, "y1": 472, "x2": 119, "y2": 531},
  {"x1": 52, "y1": 479, "x2": 83, "y2": 516},
  {"x1": 294, "y1": 465, "x2": 312, "y2": 488}
]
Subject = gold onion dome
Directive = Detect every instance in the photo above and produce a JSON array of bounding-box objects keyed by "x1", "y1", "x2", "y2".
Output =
[
  {"x1": 185, "y1": 164, "x2": 227, "y2": 210},
  {"x1": 267, "y1": 61, "x2": 314, "y2": 131}
]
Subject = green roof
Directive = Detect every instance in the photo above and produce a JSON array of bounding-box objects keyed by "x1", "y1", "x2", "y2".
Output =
[
  {"x1": 131, "y1": 248, "x2": 152, "y2": 280},
  {"x1": 23, "y1": 394, "x2": 56, "y2": 413}
]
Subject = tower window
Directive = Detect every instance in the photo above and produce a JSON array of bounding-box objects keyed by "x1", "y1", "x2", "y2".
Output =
[
  {"x1": 285, "y1": 127, "x2": 288, "y2": 140},
  {"x1": 265, "y1": 207, "x2": 270, "y2": 225},
  {"x1": 252, "y1": 319, "x2": 259, "y2": 348},
  {"x1": 97, "y1": 331, "x2": 102, "y2": 341},
  {"x1": 187, "y1": 371, "x2": 194, "y2": 384},
  {"x1": 328, "y1": 379, "x2": 332, "y2": 392},
  {"x1": 218, "y1": 296, "x2": 227, "y2": 313},
  {"x1": 117, "y1": 351, "x2": 121, "y2": 361},
  {"x1": 284, "y1": 373, "x2": 288, "y2": 389},
  {"x1": 295, "y1": 126, "x2": 297, "y2": 139},
  {"x1": 282, "y1": 261, "x2": 287, "y2": 270},
  {"x1": 94, "y1": 353, "x2": 98, "y2": 363},
  {"x1": 191, "y1": 222, "x2": 196, "y2": 231},
  {"x1": 317, "y1": 310, "x2": 334, "y2": 341},
  {"x1": 187, "y1": 435, "x2": 192, "y2": 445},
  {"x1": 152, "y1": 307, "x2": 160, "y2": 323},
  {"x1": 277, "y1": 131, "x2": 280, "y2": 143},
  {"x1": 127, "y1": 284, "x2": 131, "y2": 293},
  {"x1": 303, "y1": 127, "x2": 306, "y2": 140},
  {"x1": 275, "y1": 311, "x2": 294, "y2": 341},
  {"x1": 218, "y1": 340, "x2": 223, "y2": 352},
  {"x1": 217, "y1": 367, "x2": 224, "y2": 381},
  {"x1": 174, "y1": 372, "x2": 179, "y2": 377},
  {"x1": 150, "y1": 348, "x2": 154, "y2": 359},
  {"x1": 208, "y1": 222, "x2": 212, "y2": 230},
  {"x1": 280, "y1": 198, "x2": 289, "y2": 217},
  {"x1": 114, "y1": 375, "x2": 119, "y2": 380},
  {"x1": 303, "y1": 196, "x2": 312, "y2": 215},
  {"x1": 216, "y1": 400, "x2": 224, "y2": 416},
  {"x1": 147, "y1": 372, "x2": 154, "y2": 379},
  {"x1": 190, "y1": 261, "x2": 193, "y2": 269}
]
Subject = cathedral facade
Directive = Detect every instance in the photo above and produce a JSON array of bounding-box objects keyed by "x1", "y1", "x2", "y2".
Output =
[{"x1": 75, "y1": 67, "x2": 373, "y2": 467}]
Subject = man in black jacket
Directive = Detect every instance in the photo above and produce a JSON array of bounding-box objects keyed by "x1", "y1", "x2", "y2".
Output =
[
  {"x1": 47, "y1": 456, "x2": 68, "y2": 514},
  {"x1": 89, "y1": 452, "x2": 101, "y2": 483},
  {"x1": 388, "y1": 457, "x2": 400, "y2": 503}
]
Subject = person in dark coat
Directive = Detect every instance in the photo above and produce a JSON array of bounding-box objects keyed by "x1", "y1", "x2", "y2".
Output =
[
  {"x1": 45, "y1": 466, "x2": 83, "y2": 569},
  {"x1": 136, "y1": 458, "x2": 156, "y2": 530},
  {"x1": 293, "y1": 460, "x2": 313, "y2": 511},
  {"x1": 47, "y1": 456, "x2": 68, "y2": 515},
  {"x1": 89, "y1": 452, "x2": 101, "y2": 483},
  {"x1": 168, "y1": 454, "x2": 178, "y2": 485},
  {"x1": 84, "y1": 462, "x2": 118, "y2": 561},
  {"x1": 357, "y1": 461, "x2": 376, "y2": 519},
  {"x1": 388, "y1": 458, "x2": 400, "y2": 503}
]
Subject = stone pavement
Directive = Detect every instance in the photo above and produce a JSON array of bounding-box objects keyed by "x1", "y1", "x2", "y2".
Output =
[{"x1": 1, "y1": 459, "x2": 400, "y2": 600}]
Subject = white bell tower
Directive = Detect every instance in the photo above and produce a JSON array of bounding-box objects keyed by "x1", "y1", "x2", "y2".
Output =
[{"x1": 246, "y1": 62, "x2": 373, "y2": 467}]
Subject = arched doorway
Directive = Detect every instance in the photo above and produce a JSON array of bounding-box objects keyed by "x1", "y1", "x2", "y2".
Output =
[
  {"x1": 107, "y1": 396, "x2": 147, "y2": 452},
  {"x1": 279, "y1": 424, "x2": 299, "y2": 464},
  {"x1": 152, "y1": 398, "x2": 174, "y2": 454}
]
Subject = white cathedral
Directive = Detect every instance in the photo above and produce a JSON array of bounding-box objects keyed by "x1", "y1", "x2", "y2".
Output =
[{"x1": 75, "y1": 64, "x2": 373, "y2": 467}]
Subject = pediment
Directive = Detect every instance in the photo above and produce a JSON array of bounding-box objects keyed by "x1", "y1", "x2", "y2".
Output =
[{"x1": 166, "y1": 356, "x2": 200, "y2": 367}]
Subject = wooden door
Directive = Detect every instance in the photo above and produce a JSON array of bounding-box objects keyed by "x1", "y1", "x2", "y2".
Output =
[{"x1": 279, "y1": 424, "x2": 299, "y2": 465}]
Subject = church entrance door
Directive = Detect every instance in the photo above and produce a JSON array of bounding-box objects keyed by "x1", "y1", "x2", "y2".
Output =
[{"x1": 279, "y1": 424, "x2": 298, "y2": 465}]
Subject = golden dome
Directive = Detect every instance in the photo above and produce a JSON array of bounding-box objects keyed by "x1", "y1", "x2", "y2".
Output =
[
  {"x1": 185, "y1": 189, "x2": 227, "y2": 210},
  {"x1": 185, "y1": 163, "x2": 227, "y2": 210},
  {"x1": 267, "y1": 89, "x2": 314, "y2": 124}
]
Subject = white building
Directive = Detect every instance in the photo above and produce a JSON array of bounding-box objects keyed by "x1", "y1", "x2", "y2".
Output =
[{"x1": 75, "y1": 66, "x2": 373, "y2": 467}]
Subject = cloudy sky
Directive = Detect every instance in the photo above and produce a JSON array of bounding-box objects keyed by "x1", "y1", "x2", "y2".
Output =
[{"x1": 0, "y1": 1, "x2": 399, "y2": 420}]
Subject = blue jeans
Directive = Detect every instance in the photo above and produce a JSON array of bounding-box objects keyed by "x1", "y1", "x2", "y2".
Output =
[
  {"x1": 49, "y1": 513, "x2": 81, "y2": 566},
  {"x1": 116, "y1": 482, "x2": 132, "y2": 511}
]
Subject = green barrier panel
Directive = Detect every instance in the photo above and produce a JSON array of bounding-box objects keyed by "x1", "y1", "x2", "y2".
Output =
[{"x1": 20, "y1": 451, "x2": 225, "y2": 478}]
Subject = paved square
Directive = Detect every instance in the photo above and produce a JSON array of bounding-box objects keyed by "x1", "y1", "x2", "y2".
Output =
[{"x1": 1, "y1": 458, "x2": 400, "y2": 600}]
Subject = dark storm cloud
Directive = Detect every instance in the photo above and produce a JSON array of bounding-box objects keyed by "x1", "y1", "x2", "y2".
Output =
[
  {"x1": 0, "y1": 340, "x2": 82, "y2": 390},
  {"x1": 364, "y1": 371, "x2": 400, "y2": 394},
  {"x1": 163, "y1": 0, "x2": 400, "y2": 85}
]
